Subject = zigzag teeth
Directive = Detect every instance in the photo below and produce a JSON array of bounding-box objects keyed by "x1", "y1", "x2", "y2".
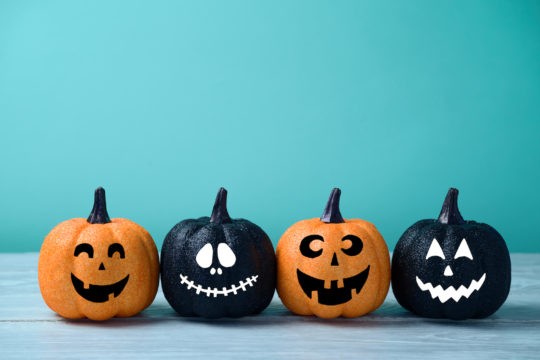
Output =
[
  {"x1": 416, "y1": 273, "x2": 486, "y2": 303},
  {"x1": 178, "y1": 274, "x2": 259, "y2": 297}
]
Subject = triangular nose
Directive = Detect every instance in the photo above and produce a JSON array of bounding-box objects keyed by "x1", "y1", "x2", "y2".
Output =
[
  {"x1": 99, "y1": 262, "x2": 106, "y2": 271},
  {"x1": 444, "y1": 265, "x2": 453, "y2": 277},
  {"x1": 331, "y1": 253, "x2": 339, "y2": 266}
]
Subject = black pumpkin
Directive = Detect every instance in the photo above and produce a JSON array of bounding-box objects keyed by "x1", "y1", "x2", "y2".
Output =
[
  {"x1": 160, "y1": 188, "x2": 276, "y2": 318},
  {"x1": 391, "y1": 188, "x2": 511, "y2": 320}
]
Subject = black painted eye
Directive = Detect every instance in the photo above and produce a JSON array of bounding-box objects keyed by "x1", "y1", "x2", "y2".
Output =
[
  {"x1": 74, "y1": 243, "x2": 94, "y2": 258},
  {"x1": 341, "y1": 235, "x2": 363, "y2": 256},
  {"x1": 300, "y1": 235, "x2": 324, "y2": 258},
  {"x1": 108, "y1": 243, "x2": 125, "y2": 259}
]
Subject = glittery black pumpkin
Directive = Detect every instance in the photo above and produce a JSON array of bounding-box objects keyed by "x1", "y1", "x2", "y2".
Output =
[
  {"x1": 160, "y1": 188, "x2": 276, "y2": 318},
  {"x1": 391, "y1": 188, "x2": 511, "y2": 320}
]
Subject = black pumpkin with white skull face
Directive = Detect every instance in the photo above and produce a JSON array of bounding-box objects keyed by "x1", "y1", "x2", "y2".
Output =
[
  {"x1": 160, "y1": 188, "x2": 276, "y2": 318},
  {"x1": 392, "y1": 188, "x2": 511, "y2": 320}
]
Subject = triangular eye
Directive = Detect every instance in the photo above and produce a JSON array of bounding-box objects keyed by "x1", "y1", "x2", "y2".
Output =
[
  {"x1": 195, "y1": 243, "x2": 213, "y2": 268},
  {"x1": 426, "y1": 239, "x2": 445, "y2": 259},
  {"x1": 454, "y1": 238, "x2": 473, "y2": 260}
]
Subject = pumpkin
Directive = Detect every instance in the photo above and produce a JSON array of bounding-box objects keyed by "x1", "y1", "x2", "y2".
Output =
[
  {"x1": 391, "y1": 188, "x2": 511, "y2": 320},
  {"x1": 160, "y1": 187, "x2": 276, "y2": 318},
  {"x1": 276, "y1": 188, "x2": 391, "y2": 319},
  {"x1": 38, "y1": 187, "x2": 159, "y2": 321}
]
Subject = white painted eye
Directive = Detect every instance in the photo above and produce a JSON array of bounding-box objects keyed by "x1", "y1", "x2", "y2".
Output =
[
  {"x1": 217, "y1": 243, "x2": 236, "y2": 267},
  {"x1": 195, "y1": 243, "x2": 213, "y2": 268},
  {"x1": 426, "y1": 238, "x2": 445, "y2": 259},
  {"x1": 454, "y1": 238, "x2": 473, "y2": 260}
]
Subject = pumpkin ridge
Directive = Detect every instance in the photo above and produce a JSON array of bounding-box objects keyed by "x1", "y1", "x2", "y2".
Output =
[
  {"x1": 109, "y1": 221, "x2": 158, "y2": 316},
  {"x1": 39, "y1": 219, "x2": 89, "y2": 319}
]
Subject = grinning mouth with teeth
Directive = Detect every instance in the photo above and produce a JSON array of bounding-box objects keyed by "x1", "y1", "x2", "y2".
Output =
[
  {"x1": 71, "y1": 273, "x2": 129, "y2": 303},
  {"x1": 296, "y1": 266, "x2": 370, "y2": 306},
  {"x1": 179, "y1": 274, "x2": 258, "y2": 297},
  {"x1": 416, "y1": 273, "x2": 487, "y2": 303}
]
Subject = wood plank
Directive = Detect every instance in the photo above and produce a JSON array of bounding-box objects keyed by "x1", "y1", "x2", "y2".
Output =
[{"x1": 0, "y1": 253, "x2": 539, "y2": 359}]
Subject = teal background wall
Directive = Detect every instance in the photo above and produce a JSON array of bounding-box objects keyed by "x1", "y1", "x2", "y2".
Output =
[{"x1": 1, "y1": 1, "x2": 539, "y2": 252}]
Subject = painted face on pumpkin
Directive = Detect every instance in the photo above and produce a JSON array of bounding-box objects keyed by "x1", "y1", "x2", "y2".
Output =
[
  {"x1": 415, "y1": 238, "x2": 486, "y2": 303},
  {"x1": 178, "y1": 242, "x2": 258, "y2": 297},
  {"x1": 160, "y1": 188, "x2": 276, "y2": 318},
  {"x1": 391, "y1": 188, "x2": 511, "y2": 320},
  {"x1": 71, "y1": 242, "x2": 130, "y2": 303},
  {"x1": 296, "y1": 234, "x2": 370, "y2": 305},
  {"x1": 276, "y1": 188, "x2": 391, "y2": 319}
]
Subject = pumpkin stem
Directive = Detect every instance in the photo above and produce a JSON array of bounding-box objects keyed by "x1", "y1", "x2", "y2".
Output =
[
  {"x1": 87, "y1": 187, "x2": 111, "y2": 224},
  {"x1": 321, "y1": 188, "x2": 345, "y2": 223},
  {"x1": 437, "y1": 188, "x2": 465, "y2": 225},
  {"x1": 210, "y1": 187, "x2": 232, "y2": 224}
]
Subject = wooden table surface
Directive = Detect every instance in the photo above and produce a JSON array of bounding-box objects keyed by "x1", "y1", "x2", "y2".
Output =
[{"x1": 0, "y1": 253, "x2": 538, "y2": 359}]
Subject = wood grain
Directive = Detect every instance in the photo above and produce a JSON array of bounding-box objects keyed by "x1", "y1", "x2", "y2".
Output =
[{"x1": 1, "y1": 253, "x2": 539, "y2": 359}]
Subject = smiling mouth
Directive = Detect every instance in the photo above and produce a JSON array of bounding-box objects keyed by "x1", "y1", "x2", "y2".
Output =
[
  {"x1": 296, "y1": 266, "x2": 370, "y2": 306},
  {"x1": 416, "y1": 273, "x2": 486, "y2": 303},
  {"x1": 179, "y1": 274, "x2": 258, "y2": 297},
  {"x1": 71, "y1": 273, "x2": 130, "y2": 303}
]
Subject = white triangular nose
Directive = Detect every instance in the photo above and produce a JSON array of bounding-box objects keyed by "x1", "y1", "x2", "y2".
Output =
[{"x1": 444, "y1": 265, "x2": 454, "y2": 277}]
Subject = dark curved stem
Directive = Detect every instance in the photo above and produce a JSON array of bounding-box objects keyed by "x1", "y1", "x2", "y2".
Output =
[
  {"x1": 320, "y1": 188, "x2": 345, "y2": 223},
  {"x1": 437, "y1": 188, "x2": 465, "y2": 225},
  {"x1": 87, "y1": 187, "x2": 111, "y2": 224},
  {"x1": 210, "y1": 187, "x2": 232, "y2": 224}
]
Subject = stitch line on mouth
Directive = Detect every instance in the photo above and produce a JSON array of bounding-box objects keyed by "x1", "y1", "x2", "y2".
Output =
[{"x1": 179, "y1": 274, "x2": 258, "y2": 297}]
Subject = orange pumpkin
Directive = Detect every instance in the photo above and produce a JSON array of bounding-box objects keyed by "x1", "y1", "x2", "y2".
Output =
[
  {"x1": 276, "y1": 188, "x2": 390, "y2": 318},
  {"x1": 38, "y1": 187, "x2": 159, "y2": 321}
]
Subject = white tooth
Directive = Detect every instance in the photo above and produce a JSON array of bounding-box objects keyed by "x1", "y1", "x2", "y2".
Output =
[{"x1": 416, "y1": 273, "x2": 487, "y2": 303}]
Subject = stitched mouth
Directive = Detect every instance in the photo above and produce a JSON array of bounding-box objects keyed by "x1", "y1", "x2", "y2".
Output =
[
  {"x1": 416, "y1": 273, "x2": 486, "y2": 303},
  {"x1": 179, "y1": 274, "x2": 258, "y2": 297},
  {"x1": 296, "y1": 266, "x2": 370, "y2": 306},
  {"x1": 71, "y1": 273, "x2": 129, "y2": 303}
]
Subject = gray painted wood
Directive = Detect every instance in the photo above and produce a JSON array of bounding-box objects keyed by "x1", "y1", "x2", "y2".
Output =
[{"x1": 0, "y1": 253, "x2": 538, "y2": 359}]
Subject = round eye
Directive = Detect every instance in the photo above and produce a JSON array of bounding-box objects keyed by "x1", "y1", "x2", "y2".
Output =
[
  {"x1": 300, "y1": 235, "x2": 324, "y2": 258},
  {"x1": 341, "y1": 235, "x2": 363, "y2": 256},
  {"x1": 217, "y1": 243, "x2": 236, "y2": 268},
  {"x1": 196, "y1": 243, "x2": 213, "y2": 268}
]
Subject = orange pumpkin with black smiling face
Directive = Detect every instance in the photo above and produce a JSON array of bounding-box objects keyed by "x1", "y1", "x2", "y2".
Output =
[
  {"x1": 276, "y1": 188, "x2": 390, "y2": 318},
  {"x1": 38, "y1": 188, "x2": 159, "y2": 321}
]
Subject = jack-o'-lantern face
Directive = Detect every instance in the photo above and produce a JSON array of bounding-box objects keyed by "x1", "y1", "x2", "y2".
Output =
[
  {"x1": 296, "y1": 233, "x2": 370, "y2": 306},
  {"x1": 71, "y1": 242, "x2": 129, "y2": 303},
  {"x1": 277, "y1": 188, "x2": 391, "y2": 319},
  {"x1": 38, "y1": 188, "x2": 160, "y2": 321},
  {"x1": 415, "y1": 238, "x2": 486, "y2": 303}
]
